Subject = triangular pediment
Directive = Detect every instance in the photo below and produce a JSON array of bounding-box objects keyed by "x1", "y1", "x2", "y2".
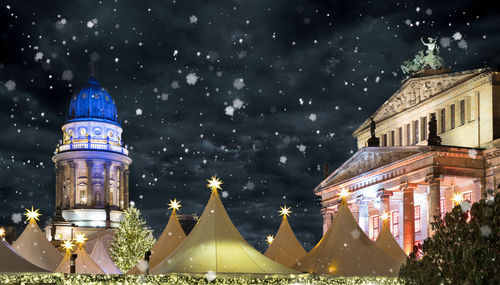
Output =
[
  {"x1": 316, "y1": 147, "x2": 421, "y2": 191},
  {"x1": 354, "y1": 68, "x2": 490, "y2": 135}
]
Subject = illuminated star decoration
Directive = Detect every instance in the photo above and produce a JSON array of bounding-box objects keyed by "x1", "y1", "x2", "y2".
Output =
[
  {"x1": 339, "y1": 189, "x2": 349, "y2": 204},
  {"x1": 266, "y1": 235, "x2": 274, "y2": 244},
  {"x1": 206, "y1": 176, "x2": 223, "y2": 192},
  {"x1": 61, "y1": 240, "x2": 74, "y2": 252},
  {"x1": 168, "y1": 199, "x2": 182, "y2": 212},
  {"x1": 24, "y1": 206, "x2": 41, "y2": 222},
  {"x1": 0, "y1": 227, "x2": 5, "y2": 238},
  {"x1": 279, "y1": 205, "x2": 291, "y2": 217},
  {"x1": 452, "y1": 193, "x2": 463, "y2": 205},
  {"x1": 74, "y1": 233, "x2": 87, "y2": 246}
]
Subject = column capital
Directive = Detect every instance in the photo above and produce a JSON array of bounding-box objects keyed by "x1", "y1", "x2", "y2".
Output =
[
  {"x1": 425, "y1": 173, "x2": 442, "y2": 184},
  {"x1": 400, "y1": 182, "x2": 418, "y2": 191},
  {"x1": 377, "y1": 189, "x2": 393, "y2": 199}
]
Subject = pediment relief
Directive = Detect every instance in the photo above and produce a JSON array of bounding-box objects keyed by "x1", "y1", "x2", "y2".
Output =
[
  {"x1": 319, "y1": 148, "x2": 421, "y2": 189},
  {"x1": 355, "y1": 69, "x2": 487, "y2": 134}
]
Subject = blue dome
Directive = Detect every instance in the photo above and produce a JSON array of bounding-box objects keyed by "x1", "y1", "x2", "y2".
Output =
[{"x1": 67, "y1": 77, "x2": 120, "y2": 125}]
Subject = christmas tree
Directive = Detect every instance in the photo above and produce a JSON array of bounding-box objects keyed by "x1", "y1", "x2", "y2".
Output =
[{"x1": 110, "y1": 202, "x2": 156, "y2": 273}]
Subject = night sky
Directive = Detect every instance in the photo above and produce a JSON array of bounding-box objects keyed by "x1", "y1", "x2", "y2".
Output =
[{"x1": 0, "y1": 0, "x2": 499, "y2": 252}]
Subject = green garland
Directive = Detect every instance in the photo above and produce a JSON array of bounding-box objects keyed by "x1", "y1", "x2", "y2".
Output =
[{"x1": 0, "y1": 273, "x2": 402, "y2": 284}]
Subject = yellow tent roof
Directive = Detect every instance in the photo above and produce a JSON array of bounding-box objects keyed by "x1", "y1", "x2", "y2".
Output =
[
  {"x1": 150, "y1": 189, "x2": 297, "y2": 275},
  {"x1": 90, "y1": 238, "x2": 122, "y2": 274},
  {"x1": 56, "y1": 245, "x2": 105, "y2": 274},
  {"x1": 12, "y1": 219, "x2": 63, "y2": 271},
  {"x1": 128, "y1": 209, "x2": 186, "y2": 274},
  {"x1": 375, "y1": 221, "x2": 407, "y2": 264},
  {"x1": 0, "y1": 240, "x2": 48, "y2": 273},
  {"x1": 294, "y1": 202, "x2": 401, "y2": 277},
  {"x1": 264, "y1": 216, "x2": 307, "y2": 267}
]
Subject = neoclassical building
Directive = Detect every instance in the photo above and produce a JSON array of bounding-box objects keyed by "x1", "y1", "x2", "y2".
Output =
[
  {"x1": 315, "y1": 67, "x2": 500, "y2": 254},
  {"x1": 46, "y1": 76, "x2": 132, "y2": 241}
]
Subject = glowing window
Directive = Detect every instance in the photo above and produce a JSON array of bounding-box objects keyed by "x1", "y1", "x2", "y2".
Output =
[
  {"x1": 369, "y1": 215, "x2": 379, "y2": 241},
  {"x1": 440, "y1": 198, "x2": 445, "y2": 218},
  {"x1": 414, "y1": 205, "x2": 421, "y2": 233},
  {"x1": 391, "y1": 211, "x2": 399, "y2": 237}
]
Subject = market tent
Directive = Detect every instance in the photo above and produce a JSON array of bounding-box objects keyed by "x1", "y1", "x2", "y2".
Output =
[
  {"x1": 0, "y1": 239, "x2": 48, "y2": 273},
  {"x1": 12, "y1": 219, "x2": 63, "y2": 271},
  {"x1": 375, "y1": 220, "x2": 408, "y2": 264},
  {"x1": 129, "y1": 204, "x2": 186, "y2": 274},
  {"x1": 150, "y1": 178, "x2": 297, "y2": 275},
  {"x1": 294, "y1": 201, "x2": 401, "y2": 277},
  {"x1": 264, "y1": 210, "x2": 307, "y2": 267},
  {"x1": 90, "y1": 238, "x2": 122, "y2": 274},
  {"x1": 56, "y1": 245, "x2": 105, "y2": 274}
]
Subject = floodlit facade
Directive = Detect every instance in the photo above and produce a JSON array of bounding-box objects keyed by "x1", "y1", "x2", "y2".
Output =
[
  {"x1": 46, "y1": 76, "x2": 132, "y2": 241},
  {"x1": 315, "y1": 68, "x2": 500, "y2": 254}
]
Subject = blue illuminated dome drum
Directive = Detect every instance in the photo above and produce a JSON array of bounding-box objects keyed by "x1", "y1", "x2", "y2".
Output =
[{"x1": 50, "y1": 77, "x2": 132, "y2": 240}]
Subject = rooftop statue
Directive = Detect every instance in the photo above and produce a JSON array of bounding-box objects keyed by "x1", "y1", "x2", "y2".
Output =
[{"x1": 401, "y1": 37, "x2": 444, "y2": 74}]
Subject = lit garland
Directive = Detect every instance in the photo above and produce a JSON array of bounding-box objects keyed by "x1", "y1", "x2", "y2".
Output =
[{"x1": 0, "y1": 273, "x2": 403, "y2": 284}]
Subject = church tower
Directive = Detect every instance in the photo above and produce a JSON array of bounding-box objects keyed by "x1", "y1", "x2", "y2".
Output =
[{"x1": 46, "y1": 76, "x2": 132, "y2": 241}]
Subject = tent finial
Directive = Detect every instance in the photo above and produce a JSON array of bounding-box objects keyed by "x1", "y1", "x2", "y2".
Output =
[{"x1": 206, "y1": 176, "x2": 223, "y2": 194}]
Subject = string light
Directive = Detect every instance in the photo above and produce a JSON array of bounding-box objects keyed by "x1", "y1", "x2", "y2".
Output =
[
  {"x1": 266, "y1": 235, "x2": 274, "y2": 244},
  {"x1": 24, "y1": 206, "x2": 41, "y2": 222},
  {"x1": 206, "y1": 176, "x2": 223, "y2": 191},
  {"x1": 279, "y1": 205, "x2": 291, "y2": 217},
  {"x1": 168, "y1": 199, "x2": 181, "y2": 211}
]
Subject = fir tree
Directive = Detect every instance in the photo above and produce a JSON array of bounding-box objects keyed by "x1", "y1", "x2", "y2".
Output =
[
  {"x1": 110, "y1": 202, "x2": 156, "y2": 272},
  {"x1": 399, "y1": 191, "x2": 500, "y2": 284}
]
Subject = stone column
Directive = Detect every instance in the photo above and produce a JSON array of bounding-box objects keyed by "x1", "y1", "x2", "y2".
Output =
[
  {"x1": 119, "y1": 165, "x2": 125, "y2": 210},
  {"x1": 358, "y1": 200, "x2": 369, "y2": 235},
  {"x1": 401, "y1": 183, "x2": 416, "y2": 255},
  {"x1": 104, "y1": 162, "x2": 111, "y2": 207},
  {"x1": 426, "y1": 174, "x2": 441, "y2": 237},
  {"x1": 86, "y1": 160, "x2": 93, "y2": 207},
  {"x1": 124, "y1": 168, "x2": 130, "y2": 209},
  {"x1": 68, "y1": 161, "x2": 76, "y2": 208}
]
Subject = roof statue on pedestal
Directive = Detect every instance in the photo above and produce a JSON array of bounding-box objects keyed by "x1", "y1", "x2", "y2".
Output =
[
  {"x1": 427, "y1": 113, "x2": 442, "y2": 146},
  {"x1": 367, "y1": 118, "x2": 380, "y2": 147},
  {"x1": 401, "y1": 37, "x2": 445, "y2": 74}
]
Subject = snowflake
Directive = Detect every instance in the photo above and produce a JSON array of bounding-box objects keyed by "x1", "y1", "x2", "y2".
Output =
[
  {"x1": 221, "y1": 191, "x2": 228, "y2": 198},
  {"x1": 457, "y1": 39, "x2": 467, "y2": 49},
  {"x1": 452, "y1": 32, "x2": 463, "y2": 41},
  {"x1": 136, "y1": 108, "x2": 143, "y2": 115},
  {"x1": 11, "y1": 213, "x2": 22, "y2": 223},
  {"x1": 189, "y1": 15, "x2": 198, "y2": 24},
  {"x1": 350, "y1": 229, "x2": 360, "y2": 239},
  {"x1": 297, "y1": 144, "x2": 307, "y2": 154},
  {"x1": 87, "y1": 19, "x2": 98, "y2": 28},
  {"x1": 62, "y1": 69, "x2": 74, "y2": 81},
  {"x1": 225, "y1": 106, "x2": 235, "y2": 116},
  {"x1": 279, "y1": 156, "x2": 287, "y2": 164},
  {"x1": 440, "y1": 37, "x2": 451, "y2": 48},
  {"x1": 232, "y1": 98, "x2": 244, "y2": 109},
  {"x1": 186, "y1": 73, "x2": 198, "y2": 85},
  {"x1": 34, "y1": 52, "x2": 44, "y2": 62},
  {"x1": 4, "y1": 80, "x2": 16, "y2": 91},
  {"x1": 308, "y1": 113, "x2": 317, "y2": 122},
  {"x1": 205, "y1": 271, "x2": 216, "y2": 281},
  {"x1": 233, "y1": 78, "x2": 245, "y2": 90},
  {"x1": 460, "y1": 201, "x2": 471, "y2": 213},
  {"x1": 480, "y1": 225, "x2": 491, "y2": 237}
]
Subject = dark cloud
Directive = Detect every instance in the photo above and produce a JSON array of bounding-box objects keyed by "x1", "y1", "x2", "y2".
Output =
[{"x1": 0, "y1": 0, "x2": 499, "y2": 251}]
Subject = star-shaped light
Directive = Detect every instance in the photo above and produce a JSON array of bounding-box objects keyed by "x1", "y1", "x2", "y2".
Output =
[
  {"x1": 381, "y1": 211, "x2": 390, "y2": 221},
  {"x1": 61, "y1": 240, "x2": 74, "y2": 251},
  {"x1": 206, "y1": 176, "x2": 223, "y2": 191},
  {"x1": 452, "y1": 193, "x2": 463, "y2": 205},
  {"x1": 266, "y1": 235, "x2": 274, "y2": 244},
  {"x1": 0, "y1": 227, "x2": 5, "y2": 238},
  {"x1": 168, "y1": 199, "x2": 181, "y2": 211},
  {"x1": 339, "y1": 189, "x2": 349, "y2": 200},
  {"x1": 24, "y1": 206, "x2": 41, "y2": 222},
  {"x1": 74, "y1": 233, "x2": 87, "y2": 246},
  {"x1": 279, "y1": 205, "x2": 291, "y2": 217}
]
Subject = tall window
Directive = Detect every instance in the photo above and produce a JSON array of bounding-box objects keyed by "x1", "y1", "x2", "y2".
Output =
[
  {"x1": 440, "y1": 198, "x2": 445, "y2": 219},
  {"x1": 382, "y1": 134, "x2": 387, "y2": 147},
  {"x1": 414, "y1": 205, "x2": 421, "y2": 233},
  {"x1": 463, "y1": 192, "x2": 472, "y2": 202},
  {"x1": 398, "y1": 127, "x2": 403, "y2": 146},
  {"x1": 406, "y1": 124, "x2": 411, "y2": 146},
  {"x1": 440, "y1": 108, "x2": 446, "y2": 133},
  {"x1": 450, "y1": 104, "x2": 455, "y2": 129},
  {"x1": 422, "y1": 116, "x2": 428, "y2": 140},
  {"x1": 460, "y1": 99, "x2": 465, "y2": 125},
  {"x1": 392, "y1": 211, "x2": 399, "y2": 236},
  {"x1": 390, "y1": 131, "x2": 395, "y2": 146},
  {"x1": 369, "y1": 215, "x2": 379, "y2": 240},
  {"x1": 413, "y1": 120, "x2": 419, "y2": 144}
]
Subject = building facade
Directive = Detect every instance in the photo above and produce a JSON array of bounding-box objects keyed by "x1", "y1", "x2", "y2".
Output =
[
  {"x1": 315, "y1": 68, "x2": 500, "y2": 254},
  {"x1": 46, "y1": 76, "x2": 132, "y2": 241}
]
